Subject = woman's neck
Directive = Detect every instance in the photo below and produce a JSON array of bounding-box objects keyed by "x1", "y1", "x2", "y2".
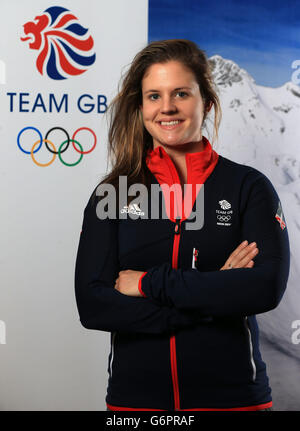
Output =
[
  {"x1": 153, "y1": 138, "x2": 204, "y2": 158},
  {"x1": 153, "y1": 139, "x2": 204, "y2": 186}
]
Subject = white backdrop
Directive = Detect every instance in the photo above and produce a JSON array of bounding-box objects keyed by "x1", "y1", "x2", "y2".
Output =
[{"x1": 0, "y1": 0, "x2": 148, "y2": 410}]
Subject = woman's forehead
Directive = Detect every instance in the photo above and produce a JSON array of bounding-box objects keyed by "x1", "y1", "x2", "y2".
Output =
[{"x1": 142, "y1": 61, "x2": 197, "y2": 88}]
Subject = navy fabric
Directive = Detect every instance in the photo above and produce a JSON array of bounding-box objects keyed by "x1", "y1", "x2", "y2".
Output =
[{"x1": 75, "y1": 155, "x2": 290, "y2": 410}]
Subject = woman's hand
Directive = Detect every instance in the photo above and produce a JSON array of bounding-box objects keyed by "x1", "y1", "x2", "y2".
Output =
[
  {"x1": 220, "y1": 240, "x2": 259, "y2": 270},
  {"x1": 114, "y1": 270, "x2": 145, "y2": 297}
]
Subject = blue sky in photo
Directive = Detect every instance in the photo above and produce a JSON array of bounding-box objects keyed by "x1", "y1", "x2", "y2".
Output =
[{"x1": 148, "y1": 0, "x2": 300, "y2": 87}]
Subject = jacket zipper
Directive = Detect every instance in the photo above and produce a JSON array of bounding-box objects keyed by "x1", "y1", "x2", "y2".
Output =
[
  {"x1": 170, "y1": 218, "x2": 182, "y2": 410},
  {"x1": 172, "y1": 218, "x2": 181, "y2": 267},
  {"x1": 163, "y1": 152, "x2": 185, "y2": 411},
  {"x1": 244, "y1": 317, "x2": 256, "y2": 381}
]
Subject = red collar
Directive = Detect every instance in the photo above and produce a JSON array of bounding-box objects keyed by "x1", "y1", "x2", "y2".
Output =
[{"x1": 145, "y1": 136, "x2": 219, "y2": 221}]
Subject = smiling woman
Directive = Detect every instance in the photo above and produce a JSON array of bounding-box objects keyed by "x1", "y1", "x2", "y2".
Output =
[
  {"x1": 141, "y1": 62, "x2": 207, "y2": 148},
  {"x1": 94, "y1": 39, "x2": 221, "y2": 206},
  {"x1": 75, "y1": 39, "x2": 290, "y2": 412},
  {"x1": 140, "y1": 60, "x2": 210, "y2": 185}
]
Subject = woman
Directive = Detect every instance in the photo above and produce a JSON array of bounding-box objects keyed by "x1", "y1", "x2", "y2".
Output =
[{"x1": 75, "y1": 39, "x2": 290, "y2": 411}]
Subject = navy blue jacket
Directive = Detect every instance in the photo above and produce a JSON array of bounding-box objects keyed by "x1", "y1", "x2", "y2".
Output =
[{"x1": 74, "y1": 137, "x2": 290, "y2": 411}]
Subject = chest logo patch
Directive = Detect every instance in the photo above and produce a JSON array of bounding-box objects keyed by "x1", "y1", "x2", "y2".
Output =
[
  {"x1": 219, "y1": 200, "x2": 231, "y2": 210},
  {"x1": 216, "y1": 200, "x2": 233, "y2": 226}
]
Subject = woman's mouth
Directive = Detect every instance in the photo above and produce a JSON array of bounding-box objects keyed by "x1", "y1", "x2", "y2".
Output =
[{"x1": 158, "y1": 120, "x2": 184, "y2": 130}]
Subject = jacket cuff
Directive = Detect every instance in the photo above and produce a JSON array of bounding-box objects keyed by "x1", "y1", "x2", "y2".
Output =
[{"x1": 138, "y1": 271, "x2": 148, "y2": 297}]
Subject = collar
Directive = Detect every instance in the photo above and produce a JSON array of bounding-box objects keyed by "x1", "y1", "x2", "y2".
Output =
[{"x1": 145, "y1": 136, "x2": 219, "y2": 221}]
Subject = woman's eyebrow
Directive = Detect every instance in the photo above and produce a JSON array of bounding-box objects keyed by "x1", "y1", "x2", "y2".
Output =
[{"x1": 144, "y1": 87, "x2": 192, "y2": 94}]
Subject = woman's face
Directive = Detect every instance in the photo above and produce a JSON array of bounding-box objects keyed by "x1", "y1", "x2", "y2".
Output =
[{"x1": 140, "y1": 60, "x2": 205, "y2": 150}]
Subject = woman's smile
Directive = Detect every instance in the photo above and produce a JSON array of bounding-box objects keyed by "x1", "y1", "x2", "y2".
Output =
[{"x1": 157, "y1": 119, "x2": 184, "y2": 130}]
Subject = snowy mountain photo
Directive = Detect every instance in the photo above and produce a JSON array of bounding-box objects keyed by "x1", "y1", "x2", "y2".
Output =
[
  {"x1": 207, "y1": 54, "x2": 299, "y2": 360},
  {"x1": 149, "y1": 0, "x2": 300, "y2": 410}
]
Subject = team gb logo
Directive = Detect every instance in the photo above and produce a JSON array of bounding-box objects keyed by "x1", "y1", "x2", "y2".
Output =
[
  {"x1": 219, "y1": 200, "x2": 231, "y2": 210},
  {"x1": 20, "y1": 6, "x2": 96, "y2": 80}
]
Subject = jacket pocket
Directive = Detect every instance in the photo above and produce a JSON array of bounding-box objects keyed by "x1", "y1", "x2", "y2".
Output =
[
  {"x1": 244, "y1": 317, "x2": 256, "y2": 382},
  {"x1": 108, "y1": 331, "x2": 117, "y2": 379}
]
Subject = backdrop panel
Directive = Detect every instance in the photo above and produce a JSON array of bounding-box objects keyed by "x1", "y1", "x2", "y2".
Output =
[{"x1": 0, "y1": 0, "x2": 148, "y2": 411}]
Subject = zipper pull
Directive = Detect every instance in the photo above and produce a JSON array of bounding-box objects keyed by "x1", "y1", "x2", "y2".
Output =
[
  {"x1": 192, "y1": 248, "x2": 199, "y2": 269},
  {"x1": 174, "y1": 218, "x2": 181, "y2": 234}
]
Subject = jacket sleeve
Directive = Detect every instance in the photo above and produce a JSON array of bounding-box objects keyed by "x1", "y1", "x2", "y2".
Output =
[
  {"x1": 74, "y1": 188, "x2": 208, "y2": 334},
  {"x1": 140, "y1": 173, "x2": 290, "y2": 317}
]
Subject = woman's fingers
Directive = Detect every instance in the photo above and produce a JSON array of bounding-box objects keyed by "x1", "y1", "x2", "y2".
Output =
[
  {"x1": 229, "y1": 240, "x2": 249, "y2": 259},
  {"x1": 230, "y1": 242, "x2": 258, "y2": 268},
  {"x1": 235, "y1": 247, "x2": 258, "y2": 268},
  {"x1": 220, "y1": 241, "x2": 259, "y2": 270},
  {"x1": 220, "y1": 241, "x2": 248, "y2": 270},
  {"x1": 232, "y1": 242, "x2": 256, "y2": 263}
]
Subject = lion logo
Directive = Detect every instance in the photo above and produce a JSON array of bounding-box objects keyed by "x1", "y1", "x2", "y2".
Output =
[
  {"x1": 219, "y1": 200, "x2": 231, "y2": 210},
  {"x1": 20, "y1": 6, "x2": 96, "y2": 80}
]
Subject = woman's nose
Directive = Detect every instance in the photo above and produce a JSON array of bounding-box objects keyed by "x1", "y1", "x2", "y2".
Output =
[{"x1": 160, "y1": 96, "x2": 177, "y2": 113}]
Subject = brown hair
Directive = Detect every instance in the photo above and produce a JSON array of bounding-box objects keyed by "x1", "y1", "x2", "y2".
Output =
[{"x1": 96, "y1": 39, "x2": 222, "y2": 204}]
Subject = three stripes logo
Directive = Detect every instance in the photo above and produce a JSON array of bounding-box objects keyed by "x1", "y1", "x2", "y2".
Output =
[
  {"x1": 275, "y1": 200, "x2": 286, "y2": 230},
  {"x1": 120, "y1": 203, "x2": 145, "y2": 216},
  {"x1": 20, "y1": 6, "x2": 96, "y2": 80}
]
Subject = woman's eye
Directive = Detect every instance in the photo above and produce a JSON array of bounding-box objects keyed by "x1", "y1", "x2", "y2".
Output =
[
  {"x1": 176, "y1": 91, "x2": 188, "y2": 98},
  {"x1": 147, "y1": 92, "x2": 187, "y2": 101},
  {"x1": 149, "y1": 94, "x2": 159, "y2": 100}
]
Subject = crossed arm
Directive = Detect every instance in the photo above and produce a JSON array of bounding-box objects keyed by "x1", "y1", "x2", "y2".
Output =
[
  {"x1": 75, "y1": 174, "x2": 289, "y2": 333},
  {"x1": 114, "y1": 240, "x2": 259, "y2": 296},
  {"x1": 114, "y1": 175, "x2": 289, "y2": 317}
]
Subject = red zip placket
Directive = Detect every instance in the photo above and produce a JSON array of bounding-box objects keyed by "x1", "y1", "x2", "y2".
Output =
[
  {"x1": 170, "y1": 217, "x2": 182, "y2": 410},
  {"x1": 145, "y1": 137, "x2": 219, "y2": 411},
  {"x1": 163, "y1": 154, "x2": 183, "y2": 411}
]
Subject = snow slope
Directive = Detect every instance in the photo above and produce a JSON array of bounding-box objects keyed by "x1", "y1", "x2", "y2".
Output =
[{"x1": 207, "y1": 54, "x2": 300, "y2": 360}]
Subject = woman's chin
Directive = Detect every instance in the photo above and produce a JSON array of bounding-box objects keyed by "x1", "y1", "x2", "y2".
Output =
[
  {"x1": 156, "y1": 138, "x2": 186, "y2": 148},
  {"x1": 161, "y1": 141, "x2": 194, "y2": 150}
]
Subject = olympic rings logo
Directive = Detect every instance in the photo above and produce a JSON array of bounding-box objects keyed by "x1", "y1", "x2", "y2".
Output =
[
  {"x1": 217, "y1": 215, "x2": 231, "y2": 222},
  {"x1": 17, "y1": 126, "x2": 97, "y2": 167}
]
